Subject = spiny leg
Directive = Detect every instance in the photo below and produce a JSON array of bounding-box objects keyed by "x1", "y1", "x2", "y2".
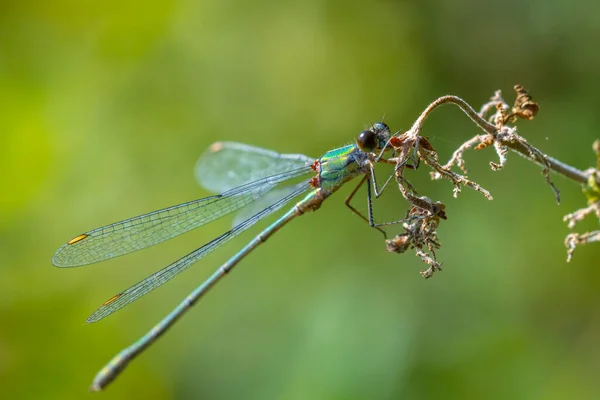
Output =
[
  {"x1": 366, "y1": 162, "x2": 410, "y2": 229},
  {"x1": 345, "y1": 176, "x2": 373, "y2": 226},
  {"x1": 369, "y1": 161, "x2": 395, "y2": 198},
  {"x1": 344, "y1": 175, "x2": 386, "y2": 237},
  {"x1": 345, "y1": 162, "x2": 406, "y2": 236}
]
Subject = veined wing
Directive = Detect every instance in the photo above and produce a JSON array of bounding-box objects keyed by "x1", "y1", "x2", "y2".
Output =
[
  {"x1": 196, "y1": 141, "x2": 315, "y2": 193},
  {"x1": 231, "y1": 185, "x2": 304, "y2": 228},
  {"x1": 87, "y1": 180, "x2": 312, "y2": 322},
  {"x1": 52, "y1": 165, "x2": 312, "y2": 268}
]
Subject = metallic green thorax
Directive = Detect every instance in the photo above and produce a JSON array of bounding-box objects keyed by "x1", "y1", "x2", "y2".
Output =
[{"x1": 317, "y1": 144, "x2": 367, "y2": 191}]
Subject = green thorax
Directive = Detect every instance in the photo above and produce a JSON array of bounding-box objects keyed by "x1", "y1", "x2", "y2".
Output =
[{"x1": 317, "y1": 144, "x2": 367, "y2": 191}]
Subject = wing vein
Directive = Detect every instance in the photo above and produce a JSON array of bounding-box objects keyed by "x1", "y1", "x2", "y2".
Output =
[
  {"x1": 52, "y1": 166, "x2": 311, "y2": 267},
  {"x1": 87, "y1": 180, "x2": 311, "y2": 322}
]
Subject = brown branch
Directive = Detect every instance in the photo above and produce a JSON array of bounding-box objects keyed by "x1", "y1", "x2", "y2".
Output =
[
  {"x1": 383, "y1": 85, "x2": 600, "y2": 276},
  {"x1": 408, "y1": 94, "x2": 593, "y2": 186}
]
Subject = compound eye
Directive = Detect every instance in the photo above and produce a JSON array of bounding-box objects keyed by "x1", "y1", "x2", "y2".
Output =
[
  {"x1": 357, "y1": 130, "x2": 377, "y2": 152},
  {"x1": 373, "y1": 122, "x2": 390, "y2": 133}
]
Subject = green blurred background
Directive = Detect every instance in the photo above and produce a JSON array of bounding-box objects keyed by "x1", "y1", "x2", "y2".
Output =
[{"x1": 2, "y1": 1, "x2": 599, "y2": 399}]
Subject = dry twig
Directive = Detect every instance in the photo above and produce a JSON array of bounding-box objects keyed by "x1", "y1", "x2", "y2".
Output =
[{"x1": 380, "y1": 85, "x2": 599, "y2": 276}]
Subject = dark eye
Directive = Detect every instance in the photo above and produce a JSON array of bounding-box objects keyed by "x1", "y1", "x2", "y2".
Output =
[{"x1": 357, "y1": 130, "x2": 377, "y2": 152}]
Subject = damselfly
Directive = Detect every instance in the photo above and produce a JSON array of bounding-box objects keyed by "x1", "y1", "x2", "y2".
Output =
[{"x1": 53, "y1": 122, "x2": 398, "y2": 390}]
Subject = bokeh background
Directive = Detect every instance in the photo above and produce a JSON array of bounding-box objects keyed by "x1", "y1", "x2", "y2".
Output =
[{"x1": 2, "y1": 1, "x2": 600, "y2": 399}]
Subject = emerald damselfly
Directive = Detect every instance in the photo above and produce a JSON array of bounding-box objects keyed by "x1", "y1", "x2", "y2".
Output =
[{"x1": 52, "y1": 122, "x2": 397, "y2": 390}]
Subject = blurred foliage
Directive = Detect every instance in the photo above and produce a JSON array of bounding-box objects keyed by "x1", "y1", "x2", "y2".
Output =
[{"x1": 1, "y1": 0, "x2": 600, "y2": 399}]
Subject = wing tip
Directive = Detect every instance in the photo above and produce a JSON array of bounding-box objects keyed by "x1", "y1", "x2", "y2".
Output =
[
  {"x1": 86, "y1": 312, "x2": 103, "y2": 324},
  {"x1": 52, "y1": 233, "x2": 89, "y2": 267},
  {"x1": 51, "y1": 247, "x2": 68, "y2": 267},
  {"x1": 86, "y1": 292, "x2": 124, "y2": 323}
]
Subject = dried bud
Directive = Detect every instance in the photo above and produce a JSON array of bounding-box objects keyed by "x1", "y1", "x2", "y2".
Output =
[
  {"x1": 419, "y1": 137, "x2": 435, "y2": 151},
  {"x1": 513, "y1": 84, "x2": 539, "y2": 120},
  {"x1": 386, "y1": 234, "x2": 411, "y2": 253}
]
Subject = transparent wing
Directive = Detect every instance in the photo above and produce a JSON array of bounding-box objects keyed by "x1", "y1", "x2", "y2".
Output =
[
  {"x1": 196, "y1": 141, "x2": 315, "y2": 193},
  {"x1": 231, "y1": 185, "x2": 304, "y2": 228},
  {"x1": 52, "y1": 166, "x2": 312, "y2": 268},
  {"x1": 87, "y1": 180, "x2": 312, "y2": 322}
]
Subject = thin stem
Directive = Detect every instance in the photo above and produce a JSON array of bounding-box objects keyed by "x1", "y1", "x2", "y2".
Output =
[
  {"x1": 409, "y1": 95, "x2": 593, "y2": 186},
  {"x1": 408, "y1": 95, "x2": 496, "y2": 137},
  {"x1": 505, "y1": 140, "x2": 589, "y2": 185}
]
